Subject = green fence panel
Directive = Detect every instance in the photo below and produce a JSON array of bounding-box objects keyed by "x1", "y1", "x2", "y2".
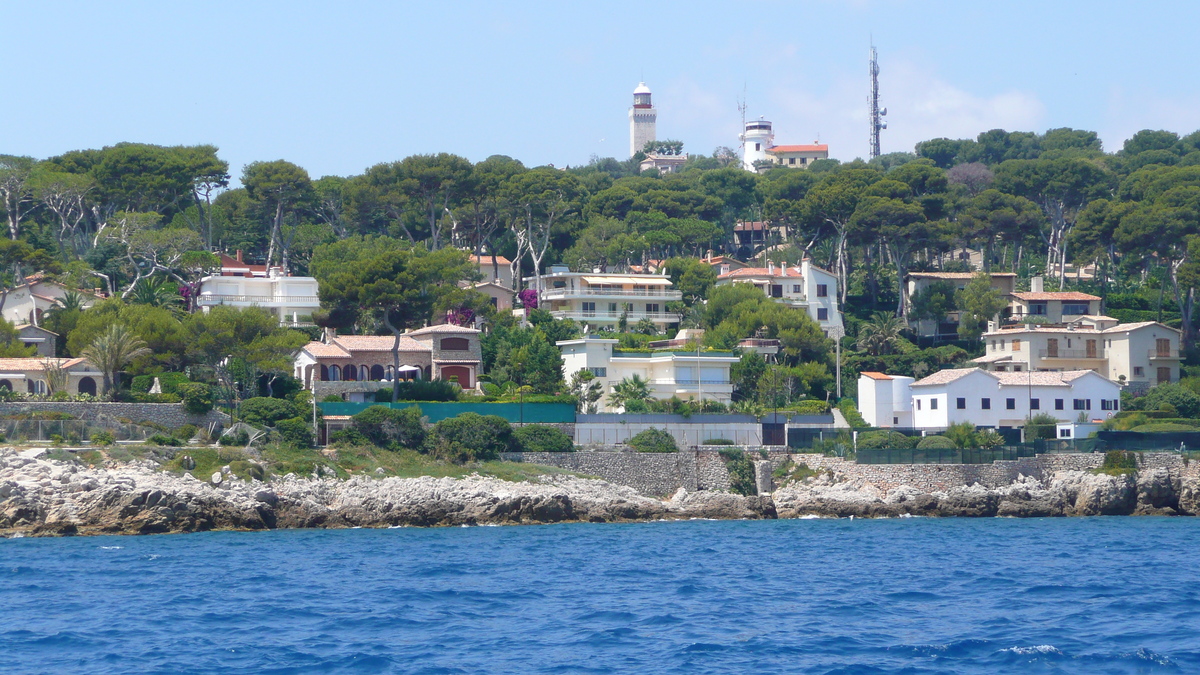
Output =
[{"x1": 319, "y1": 401, "x2": 575, "y2": 424}]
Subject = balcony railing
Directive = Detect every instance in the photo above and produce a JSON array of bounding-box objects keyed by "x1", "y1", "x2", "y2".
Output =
[
  {"x1": 539, "y1": 287, "x2": 682, "y2": 299},
  {"x1": 1149, "y1": 349, "x2": 1181, "y2": 359},
  {"x1": 198, "y1": 294, "x2": 321, "y2": 304},
  {"x1": 548, "y1": 311, "x2": 675, "y2": 322},
  {"x1": 651, "y1": 379, "x2": 731, "y2": 386},
  {"x1": 1038, "y1": 349, "x2": 1103, "y2": 359}
]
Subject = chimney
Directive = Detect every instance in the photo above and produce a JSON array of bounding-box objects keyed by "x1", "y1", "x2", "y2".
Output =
[
  {"x1": 768, "y1": 261, "x2": 775, "y2": 274},
  {"x1": 322, "y1": 327, "x2": 336, "y2": 344},
  {"x1": 236, "y1": 250, "x2": 243, "y2": 263},
  {"x1": 1031, "y1": 276, "x2": 1043, "y2": 293}
]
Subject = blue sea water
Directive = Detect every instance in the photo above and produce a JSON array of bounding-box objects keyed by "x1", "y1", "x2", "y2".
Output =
[{"x1": 2, "y1": 518, "x2": 1199, "y2": 674}]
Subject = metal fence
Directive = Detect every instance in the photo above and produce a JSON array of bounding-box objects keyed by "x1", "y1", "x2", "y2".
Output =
[{"x1": 0, "y1": 419, "x2": 156, "y2": 443}]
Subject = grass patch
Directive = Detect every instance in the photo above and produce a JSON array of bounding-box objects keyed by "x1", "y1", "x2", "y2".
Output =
[
  {"x1": 162, "y1": 447, "x2": 264, "y2": 481},
  {"x1": 773, "y1": 460, "x2": 831, "y2": 485}
]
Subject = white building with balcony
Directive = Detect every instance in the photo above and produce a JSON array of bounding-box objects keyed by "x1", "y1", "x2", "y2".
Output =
[
  {"x1": 557, "y1": 336, "x2": 738, "y2": 412},
  {"x1": 972, "y1": 317, "x2": 1181, "y2": 393},
  {"x1": 526, "y1": 268, "x2": 682, "y2": 332},
  {"x1": 713, "y1": 260, "x2": 843, "y2": 334},
  {"x1": 197, "y1": 252, "x2": 320, "y2": 326}
]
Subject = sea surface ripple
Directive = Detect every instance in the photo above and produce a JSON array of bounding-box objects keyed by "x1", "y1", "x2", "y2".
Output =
[{"x1": 2, "y1": 518, "x2": 1198, "y2": 674}]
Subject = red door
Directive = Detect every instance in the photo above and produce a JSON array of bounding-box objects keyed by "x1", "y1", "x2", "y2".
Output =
[{"x1": 440, "y1": 365, "x2": 472, "y2": 388}]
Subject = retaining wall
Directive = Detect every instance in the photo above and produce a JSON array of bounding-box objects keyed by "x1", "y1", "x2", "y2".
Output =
[{"x1": 0, "y1": 402, "x2": 229, "y2": 431}]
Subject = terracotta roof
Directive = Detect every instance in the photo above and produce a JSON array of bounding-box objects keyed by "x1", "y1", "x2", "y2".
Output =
[
  {"x1": 302, "y1": 342, "x2": 351, "y2": 358},
  {"x1": 217, "y1": 253, "x2": 268, "y2": 272},
  {"x1": 336, "y1": 335, "x2": 425, "y2": 351},
  {"x1": 766, "y1": 144, "x2": 829, "y2": 153},
  {"x1": 700, "y1": 256, "x2": 745, "y2": 265},
  {"x1": 994, "y1": 370, "x2": 1097, "y2": 387},
  {"x1": 860, "y1": 371, "x2": 892, "y2": 380},
  {"x1": 1101, "y1": 321, "x2": 1178, "y2": 334},
  {"x1": 734, "y1": 221, "x2": 769, "y2": 231},
  {"x1": 717, "y1": 266, "x2": 802, "y2": 280},
  {"x1": 908, "y1": 272, "x2": 1016, "y2": 279},
  {"x1": 970, "y1": 353, "x2": 1013, "y2": 363},
  {"x1": 911, "y1": 368, "x2": 984, "y2": 386},
  {"x1": 1011, "y1": 291, "x2": 1101, "y2": 302},
  {"x1": 0, "y1": 357, "x2": 87, "y2": 371},
  {"x1": 408, "y1": 324, "x2": 481, "y2": 336},
  {"x1": 469, "y1": 254, "x2": 511, "y2": 265}
]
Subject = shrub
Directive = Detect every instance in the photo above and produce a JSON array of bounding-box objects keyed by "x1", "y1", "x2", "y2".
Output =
[
  {"x1": 837, "y1": 398, "x2": 869, "y2": 429},
  {"x1": 321, "y1": 394, "x2": 344, "y2": 402},
  {"x1": 1025, "y1": 413, "x2": 1060, "y2": 441},
  {"x1": 329, "y1": 427, "x2": 368, "y2": 446},
  {"x1": 793, "y1": 400, "x2": 831, "y2": 415},
  {"x1": 228, "y1": 459, "x2": 266, "y2": 481},
  {"x1": 1135, "y1": 383, "x2": 1200, "y2": 418},
  {"x1": 373, "y1": 379, "x2": 459, "y2": 403},
  {"x1": 702, "y1": 438, "x2": 735, "y2": 445},
  {"x1": 276, "y1": 417, "x2": 314, "y2": 448},
  {"x1": 352, "y1": 405, "x2": 427, "y2": 450},
  {"x1": 175, "y1": 424, "x2": 198, "y2": 441},
  {"x1": 132, "y1": 393, "x2": 181, "y2": 404},
  {"x1": 430, "y1": 413, "x2": 516, "y2": 463},
  {"x1": 1102, "y1": 450, "x2": 1139, "y2": 470},
  {"x1": 513, "y1": 424, "x2": 574, "y2": 453},
  {"x1": 177, "y1": 383, "x2": 214, "y2": 414},
  {"x1": 976, "y1": 429, "x2": 1005, "y2": 448},
  {"x1": 718, "y1": 448, "x2": 756, "y2": 496},
  {"x1": 916, "y1": 435, "x2": 956, "y2": 450},
  {"x1": 239, "y1": 397, "x2": 301, "y2": 427},
  {"x1": 628, "y1": 427, "x2": 678, "y2": 453},
  {"x1": 219, "y1": 430, "x2": 250, "y2": 447},
  {"x1": 145, "y1": 433, "x2": 182, "y2": 447},
  {"x1": 90, "y1": 430, "x2": 115, "y2": 446},
  {"x1": 480, "y1": 382, "x2": 501, "y2": 397},
  {"x1": 131, "y1": 373, "x2": 191, "y2": 395},
  {"x1": 856, "y1": 430, "x2": 916, "y2": 449},
  {"x1": 1130, "y1": 422, "x2": 1200, "y2": 432}
]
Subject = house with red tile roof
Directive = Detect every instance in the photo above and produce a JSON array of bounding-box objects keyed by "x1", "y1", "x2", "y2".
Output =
[
  {"x1": 713, "y1": 259, "x2": 843, "y2": 334},
  {"x1": 294, "y1": 325, "x2": 482, "y2": 402}
]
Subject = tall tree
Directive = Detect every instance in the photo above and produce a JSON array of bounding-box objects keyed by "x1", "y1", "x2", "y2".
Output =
[
  {"x1": 80, "y1": 323, "x2": 152, "y2": 393},
  {"x1": 242, "y1": 160, "x2": 312, "y2": 272},
  {"x1": 501, "y1": 167, "x2": 581, "y2": 290},
  {"x1": 0, "y1": 155, "x2": 37, "y2": 239}
]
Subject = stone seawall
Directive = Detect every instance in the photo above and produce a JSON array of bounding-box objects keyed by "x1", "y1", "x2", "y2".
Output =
[
  {"x1": 0, "y1": 402, "x2": 229, "y2": 431},
  {"x1": 505, "y1": 449, "x2": 1200, "y2": 497}
]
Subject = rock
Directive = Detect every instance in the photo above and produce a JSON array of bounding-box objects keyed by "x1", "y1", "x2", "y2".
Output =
[
  {"x1": 180, "y1": 455, "x2": 196, "y2": 471},
  {"x1": 211, "y1": 472, "x2": 223, "y2": 485},
  {"x1": 1070, "y1": 472, "x2": 1136, "y2": 516},
  {"x1": 253, "y1": 490, "x2": 278, "y2": 507},
  {"x1": 1136, "y1": 468, "x2": 1178, "y2": 510}
]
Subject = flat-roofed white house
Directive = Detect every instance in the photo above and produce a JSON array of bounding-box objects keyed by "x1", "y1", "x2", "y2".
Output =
[
  {"x1": 973, "y1": 317, "x2": 1180, "y2": 393},
  {"x1": 714, "y1": 260, "x2": 843, "y2": 334},
  {"x1": 557, "y1": 336, "x2": 738, "y2": 412},
  {"x1": 860, "y1": 367, "x2": 1122, "y2": 431},
  {"x1": 527, "y1": 268, "x2": 682, "y2": 332},
  {"x1": 294, "y1": 326, "x2": 482, "y2": 402},
  {"x1": 197, "y1": 252, "x2": 320, "y2": 326}
]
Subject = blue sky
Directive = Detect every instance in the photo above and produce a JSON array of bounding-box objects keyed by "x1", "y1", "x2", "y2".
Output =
[{"x1": 3, "y1": 1, "x2": 1198, "y2": 180}]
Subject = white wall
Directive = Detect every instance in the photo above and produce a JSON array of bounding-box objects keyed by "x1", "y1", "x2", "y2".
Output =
[{"x1": 910, "y1": 371, "x2": 1121, "y2": 430}]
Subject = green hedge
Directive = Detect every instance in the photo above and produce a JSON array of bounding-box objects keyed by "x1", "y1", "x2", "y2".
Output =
[
  {"x1": 916, "y1": 435, "x2": 956, "y2": 449},
  {"x1": 513, "y1": 425, "x2": 574, "y2": 453},
  {"x1": 628, "y1": 428, "x2": 678, "y2": 453}
]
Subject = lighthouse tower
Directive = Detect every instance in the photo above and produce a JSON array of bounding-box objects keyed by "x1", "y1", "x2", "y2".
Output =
[
  {"x1": 740, "y1": 117, "x2": 775, "y2": 171},
  {"x1": 629, "y1": 82, "x2": 657, "y2": 158}
]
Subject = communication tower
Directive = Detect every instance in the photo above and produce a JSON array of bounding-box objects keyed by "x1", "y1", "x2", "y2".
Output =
[{"x1": 869, "y1": 45, "x2": 887, "y2": 159}]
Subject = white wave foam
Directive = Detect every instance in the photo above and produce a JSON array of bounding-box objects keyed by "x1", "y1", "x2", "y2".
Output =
[
  {"x1": 1001, "y1": 645, "x2": 1062, "y2": 655},
  {"x1": 100, "y1": 546, "x2": 122, "y2": 550}
]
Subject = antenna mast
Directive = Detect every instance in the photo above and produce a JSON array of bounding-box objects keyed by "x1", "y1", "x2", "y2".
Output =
[
  {"x1": 737, "y1": 85, "x2": 747, "y2": 150},
  {"x1": 869, "y1": 44, "x2": 886, "y2": 159}
]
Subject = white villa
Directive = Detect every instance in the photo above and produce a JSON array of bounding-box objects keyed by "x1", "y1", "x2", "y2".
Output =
[
  {"x1": 557, "y1": 336, "x2": 738, "y2": 412},
  {"x1": 859, "y1": 368, "x2": 1122, "y2": 431},
  {"x1": 0, "y1": 275, "x2": 100, "y2": 327},
  {"x1": 713, "y1": 260, "x2": 843, "y2": 334},
  {"x1": 527, "y1": 268, "x2": 682, "y2": 332},
  {"x1": 197, "y1": 252, "x2": 320, "y2": 326},
  {"x1": 973, "y1": 317, "x2": 1180, "y2": 392}
]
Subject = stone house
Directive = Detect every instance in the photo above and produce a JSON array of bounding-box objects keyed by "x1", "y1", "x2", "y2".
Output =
[{"x1": 0, "y1": 358, "x2": 103, "y2": 395}]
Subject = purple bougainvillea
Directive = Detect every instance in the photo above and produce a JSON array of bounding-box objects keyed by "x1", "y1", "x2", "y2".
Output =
[
  {"x1": 445, "y1": 307, "x2": 476, "y2": 326},
  {"x1": 518, "y1": 288, "x2": 538, "y2": 310}
]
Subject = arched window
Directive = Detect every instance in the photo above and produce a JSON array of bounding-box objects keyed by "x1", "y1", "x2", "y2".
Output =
[
  {"x1": 384, "y1": 366, "x2": 395, "y2": 382},
  {"x1": 360, "y1": 365, "x2": 369, "y2": 381},
  {"x1": 320, "y1": 364, "x2": 329, "y2": 381},
  {"x1": 78, "y1": 377, "x2": 97, "y2": 396},
  {"x1": 330, "y1": 365, "x2": 342, "y2": 381},
  {"x1": 0, "y1": 379, "x2": 11, "y2": 391},
  {"x1": 343, "y1": 364, "x2": 356, "y2": 381},
  {"x1": 371, "y1": 365, "x2": 385, "y2": 380},
  {"x1": 441, "y1": 337, "x2": 470, "y2": 351}
]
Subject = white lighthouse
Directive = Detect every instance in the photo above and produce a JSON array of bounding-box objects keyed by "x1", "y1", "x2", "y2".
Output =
[
  {"x1": 629, "y1": 82, "x2": 657, "y2": 158},
  {"x1": 740, "y1": 117, "x2": 775, "y2": 171}
]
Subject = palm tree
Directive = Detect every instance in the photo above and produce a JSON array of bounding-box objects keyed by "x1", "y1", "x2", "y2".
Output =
[
  {"x1": 856, "y1": 312, "x2": 906, "y2": 356},
  {"x1": 48, "y1": 290, "x2": 87, "y2": 315},
  {"x1": 79, "y1": 324, "x2": 152, "y2": 393},
  {"x1": 608, "y1": 374, "x2": 653, "y2": 410},
  {"x1": 130, "y1": 277, "x2": 182, "y2": 312}
]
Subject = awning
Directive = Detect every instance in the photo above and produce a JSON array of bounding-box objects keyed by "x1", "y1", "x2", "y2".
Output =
[
  {"x1": 582, "y1": 276, "x2": 672, "y2": 285},
  {"x1": 397, "y1": 365, "x2": 422, "y2": 372}
]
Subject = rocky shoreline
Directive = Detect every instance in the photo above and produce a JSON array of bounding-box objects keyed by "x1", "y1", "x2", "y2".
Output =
[{"x1": 2, "y1": 449, "x2": 1199, "y2": 537}]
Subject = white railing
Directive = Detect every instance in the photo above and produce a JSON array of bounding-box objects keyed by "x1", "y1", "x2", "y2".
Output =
[
  {"x1": 650, "y1": 379, "x2": 731, "y2": 386},
  {"x1": 539, "y1": 288, "x2": 682, "y2": 299},
  {"x1": 198, "y1": 294, "x2": 321, "y2": 304},
  {"x1": 549, "y1": 311, "x2": 676, "y2": 322}
]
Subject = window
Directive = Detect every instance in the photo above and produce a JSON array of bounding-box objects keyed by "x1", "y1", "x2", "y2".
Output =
[
  {"x1": 1134, "y1": 366, "x2": 1144, "y2": 377},
  {"x1": 440, "y1": 337, "x2": 469, "y2": 351},
  {"x1": 817, "y1": 308, "x2": 829, "y2": 321},
  {"x1": 1073, "y1": 399, "x2": 1089, "y2": 411},
  {"x1": 588, "y1": 367, "x2": 607, "y2": 377},
  {"x1": 755, "y1": 142, "x2": 761, "y2": 151},
  {"x1": 609, "y1": 303, "x2": 618, "y2": 313},
  {"x1": 816, "y1": 284, "x2": 828, "y2": 297},
  {"x1": 893, "y1": 417, "x2": 899, "y2": 425},
  {"x1": 582, "y1": 302, "x2": 596, "y2": 316},
  {"x1": 981, "y1": 398, "x2": 991, "y2": 410},
  {"x1": 1030, "y1": 303, "x2": 1047, "y2": 315},
  {"x1": 916, "y1": 399, "x2": 921, "y2": 410},
  {"x1": 1013, "y1": 365, "x2": 1022, "y2": 372},
  {"x1": 1062, "y1": 303, "x2": 1090, "y2": 315},
  {"x1": 1006, "y1": 398, "x2": 1016, "y2": 410},
  {"x1": 1059, "y1": 428, "x2": 1072, "y2": 438},
  {"x1": 1030, "y1": 398, "x2": 1040, "y2": 410},
  {"x1": 792, "y1": 284, "x2": 802, "y2": 294},
  {"x1": 1114, "y1": 399, "x2": 1120, "y2": 411},
  {"x1": 1012, "y1": 339, "x2": 1022, "y2": 352},
  {"x1": 771, "y1": 285, "x2": 783, "y2": 298},
  {"x1": 789, "y1": 157, "x2": 796, "y2": 165},
  {"x1": 956, "y1": 397, "x2": 966, "y2": 409},
  {"x1": 1101, "y1": 399, "x2": 1112, "y2": 411},
  {"x1": 931, "y1": 398, "x2": 938, "y2": 410},
  {"x1": 646, "y1": 303, "x2": 659, "y2": 313},
  {"x1": 1055, "y1": 399, "x2": 1064, "y2": 410}
]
